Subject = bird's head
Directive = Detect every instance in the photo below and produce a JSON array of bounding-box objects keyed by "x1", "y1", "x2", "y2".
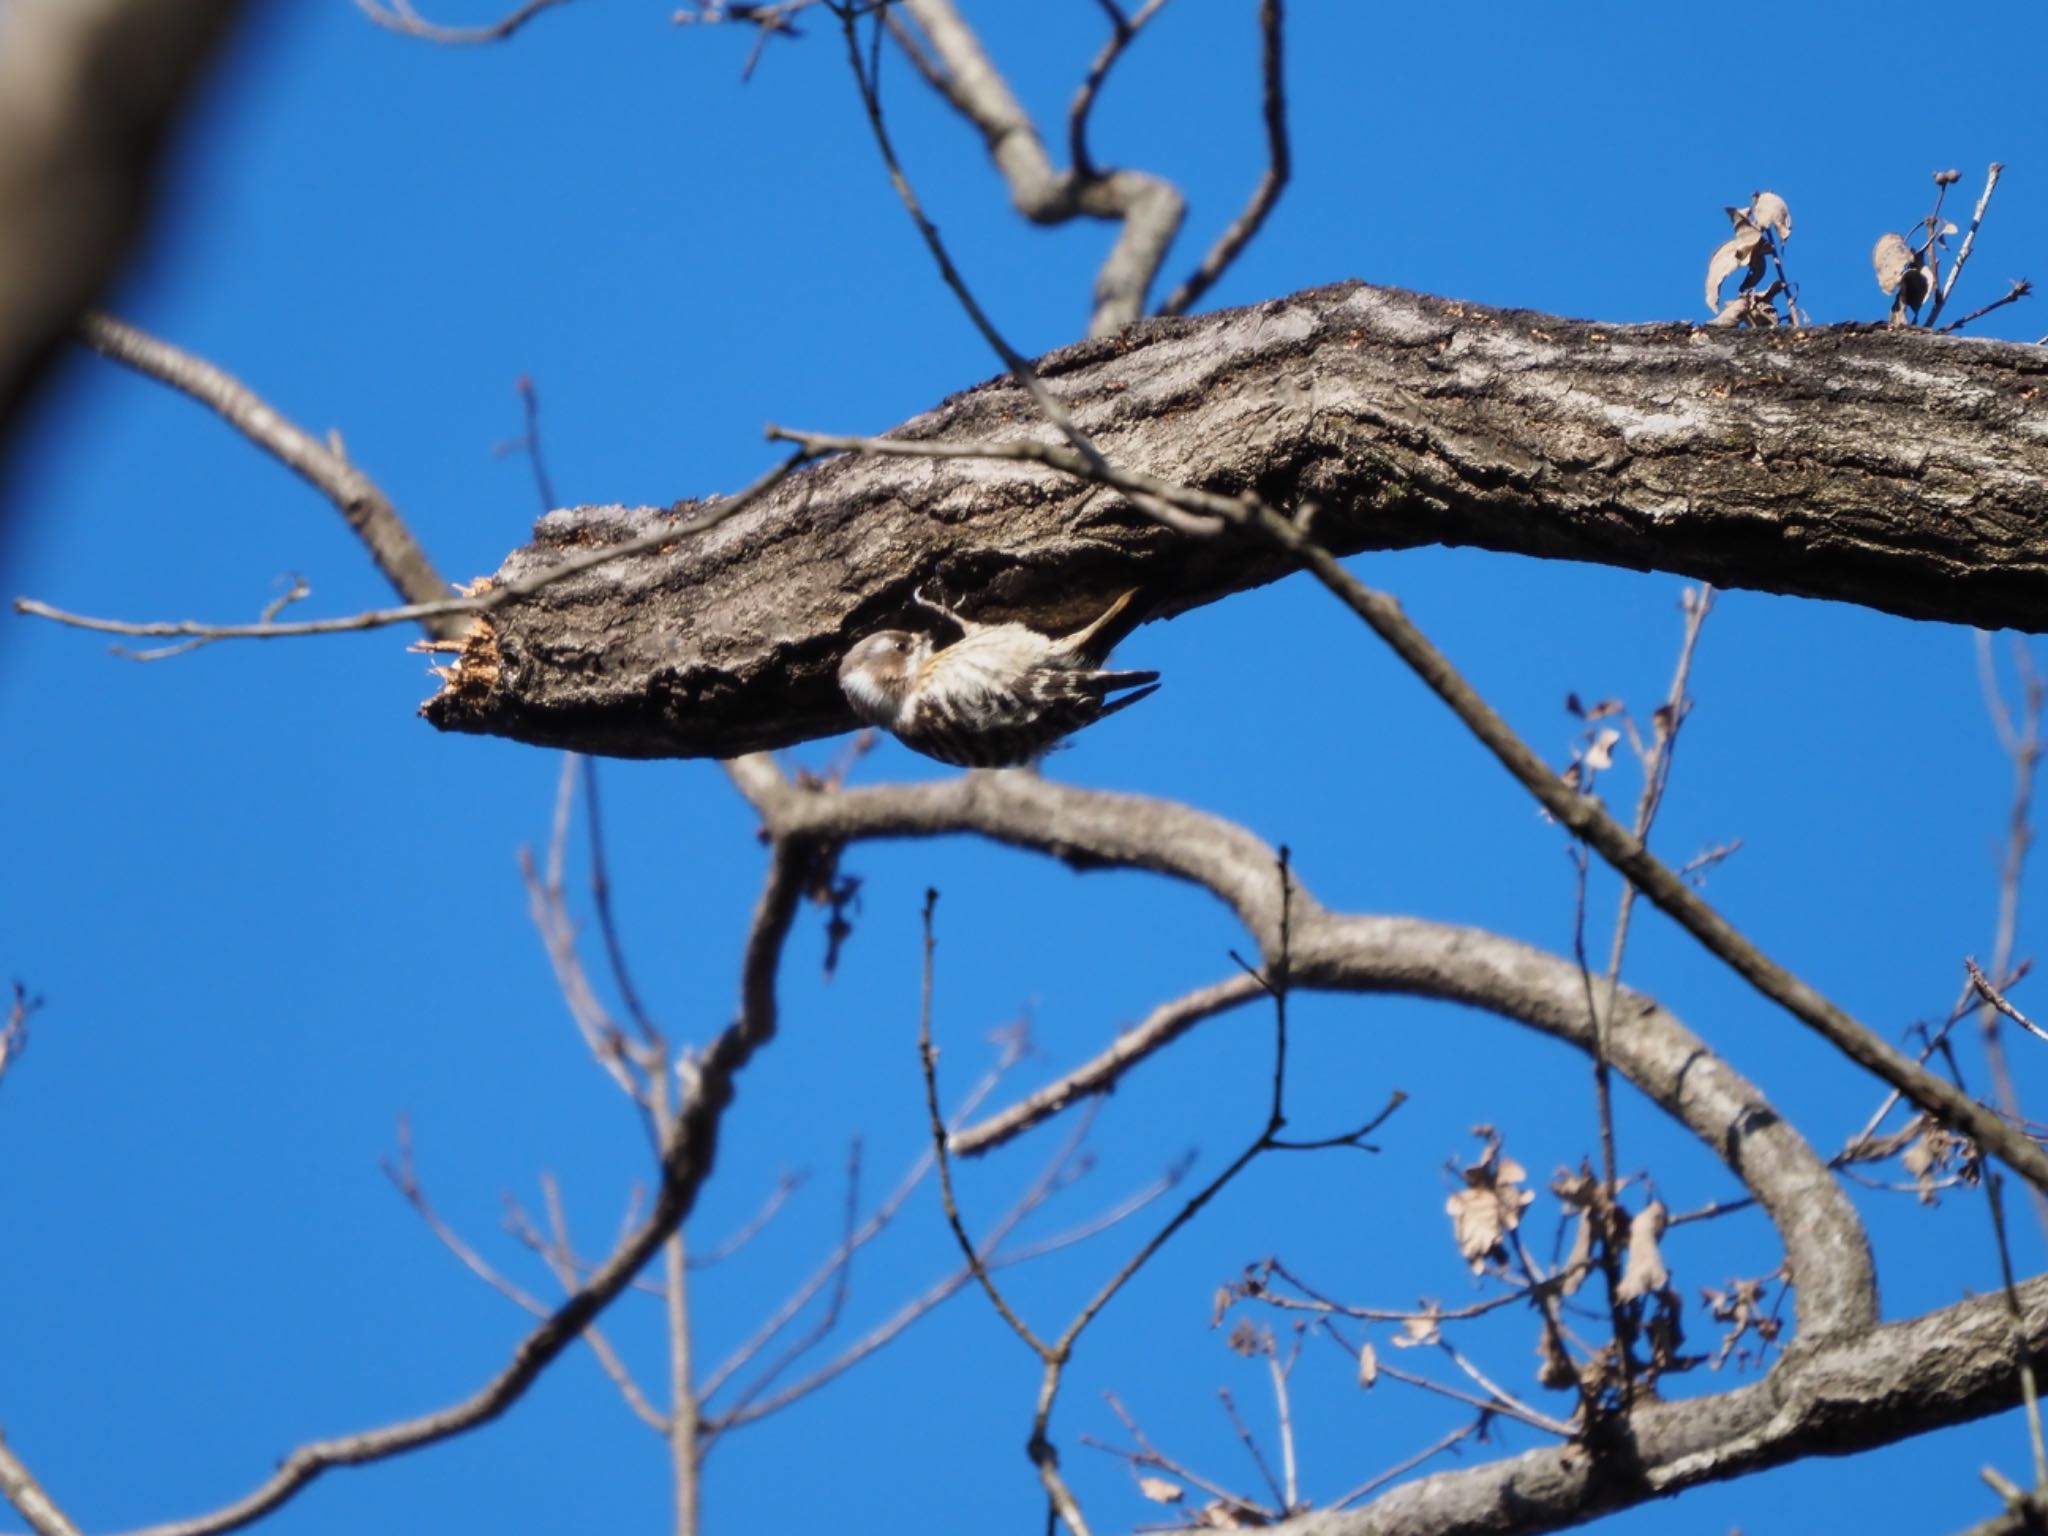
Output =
[{"x1": 838, "y1": 629, "x2": 928, "y2": 726}]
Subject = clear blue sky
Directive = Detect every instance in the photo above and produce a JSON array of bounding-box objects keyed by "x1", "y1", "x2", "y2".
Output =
[{"x1": 5, "y1": 2, "x2": 2048, "y2": 1532}]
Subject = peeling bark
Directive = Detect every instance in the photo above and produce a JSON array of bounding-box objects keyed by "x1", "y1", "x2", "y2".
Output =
[{"x1": 424, "y1": 282, "x2": 2048, "y2": 759}]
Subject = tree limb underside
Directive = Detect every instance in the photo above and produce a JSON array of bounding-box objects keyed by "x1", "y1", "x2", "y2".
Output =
[{"x1": 425, "y1": 282, "x2": 2048, "y2": 758}]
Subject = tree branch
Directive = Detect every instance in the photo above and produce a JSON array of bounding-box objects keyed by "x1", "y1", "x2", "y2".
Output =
[
  {"x1": 111, "y1": 839, "x2": 808, "y2": 1536},
  {"x1": 423, "y1": 284, "x2": 2048, "y2": 759},
  {"x1": 886, "y1": 0, "x2": 1185, "y2": 335},
  {"x1": 0, "y1": 0, "x2": 244, "y2": 464},
  {"x1": 725, "y1": 756, "x2": 1877, "y2": 1347},
  {"x1": 76, "y1": 315, "x2": 461, "y2": 634}
]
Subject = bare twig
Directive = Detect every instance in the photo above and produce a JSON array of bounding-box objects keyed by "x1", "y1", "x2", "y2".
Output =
[
  {"x1": 1971, "y1": 960, "x2": 2048, "y2": 1047},
  {"x1": 0, "y1": 982, "x2": 38, "y2": 1090},
  {"x1": 1927, "y1": 163, "x2": 2005, "y2": 329},
  {"x1": 355, "y1": 0, "x2": 573, "y2": 44},
  {"x1": 1157, "y1": 0, "x2": 1290, "y2": 317},
  {"x1": 916, "y1": 889, "x2": 1048, "y2": 1356},
  {"x1": 878, "y1": 0, "x2": 1186, "y2": 334},
  {"x1": 113, "y1": 840, "x2": 808, "y2": 1536},
  {"x1": 946, "y1": 978, "x2": 1267, "y2": 1156},
  {"x1": 1066, "y1": 0, "x2": 1169, "y2": 179},
  {"x1": 75, "y1": 314, "x2": 458, "y2": 632},
  {"x1": 494, "y1": 374, "x2": 558, "y2": 513},
  {"x1": 0, "y1": 1433, "x2": 83, "y2": 1536},
  {"x1": 1942, "y1": 279, "x2": 2033, "y2": 335},
  {"x1": 18, "y1": 449, "x2": 809, "y2": 650}
]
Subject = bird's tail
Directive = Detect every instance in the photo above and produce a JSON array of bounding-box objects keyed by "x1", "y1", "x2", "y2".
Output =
[
  {"x1": 1062, "y1": 588, "x2": 1149, "y2": 662},
  {"x1": 1092, "y1": 676, "x2": 1161, "y2": 721}
]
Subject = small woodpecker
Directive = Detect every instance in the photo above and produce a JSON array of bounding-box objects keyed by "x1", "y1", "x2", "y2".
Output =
[{"x1": 838, "y1": 588, "x2": 1159, "y2": 768}]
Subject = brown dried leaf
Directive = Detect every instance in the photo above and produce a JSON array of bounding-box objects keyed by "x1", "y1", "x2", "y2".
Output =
[
  {"x1": 1751, "y1": 191, "x2": 1792, "y2": 242},
  {"x1": 1706, "y1": 236, "x2": 1746, "y2": 312},
  {"x1": 1616, "y1": 1199, "x2": 1670, "y2": 1302},
  {"x1": 1227, "y1": 1319, "x2": 1266, "y2": 1357},
  {"x1": 1447, "y1": 1134, "x2": 1533, "y2": 1272},
  {"x1": 1873, "y1": 232, "x2": 1914, "y2": 295},
  {"x1": 1138, "y1": 1476, "x2": 1186, "y2": 1505},
  {"x1": 1394, "y1": 1311, "x2": 1442, "y2": 1348},
  {"x1": 1357, "y1": 1340, "x2": 1379, "y2": 1388}
]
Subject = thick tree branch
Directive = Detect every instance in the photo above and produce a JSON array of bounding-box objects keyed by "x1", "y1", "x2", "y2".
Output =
[
  {"x1": 1279, "y1": 1273, "x2": 2048, "y2": 1536},
  {"x1": 887, "y1": 0, "x2": 1185, "y2": 336},
  {"x1": 0, "y1": 0, "x2": 244, "y2": 466},
  {"x1": 424, "y1": 283, "x2": 2048, "y2": 759},
  {"x1": 726, "y1": 757, "x2": 1876, "y2": 1347}
]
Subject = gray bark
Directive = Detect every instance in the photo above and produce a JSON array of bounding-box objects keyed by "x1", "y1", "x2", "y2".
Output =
[{"x1": 423, "y1": 281, "x2": 2048, "y2": 758}]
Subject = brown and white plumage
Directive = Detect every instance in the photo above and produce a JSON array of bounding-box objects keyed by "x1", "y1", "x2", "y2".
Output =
[{"x1": 838, "y1": 588, "x2": 1159, "y2": 768}]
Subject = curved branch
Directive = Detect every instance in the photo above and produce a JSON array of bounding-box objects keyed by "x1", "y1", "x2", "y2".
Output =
[
  {"x1": 889, "y1": 0, "x2": 1185, "y2": 334},
  {"x1": 353, "y1": 0, "x2": 572, "y2": 44},
  {"x1": 425, "y1": 284, "x2": 2048, "y2": 759},
  {"x1": 728, "y1": 758, "x2": 1876, "y2": 1347},
  {"x1": 114, "y1": 840, "x2": 809, "y2": 1536},
  {"x1": 76, "y1": 315, "x2": 461, "y2": 635},
  {"x1": 1157, "y1": 0, "x2": 1289, "y2": 317}
]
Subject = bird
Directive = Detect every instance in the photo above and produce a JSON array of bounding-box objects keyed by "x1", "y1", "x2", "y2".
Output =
[{"x1": 837, "y1": 587, "x2": 1160, "y2": 768}]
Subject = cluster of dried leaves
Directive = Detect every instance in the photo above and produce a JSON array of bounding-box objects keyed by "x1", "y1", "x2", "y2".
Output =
[
  {"x1": 1703, "y1": 191, "x2": 1798, "y2": 329},
  {"x1": 1703, "y1": 166, "x2": 2031, "y2": 334}
]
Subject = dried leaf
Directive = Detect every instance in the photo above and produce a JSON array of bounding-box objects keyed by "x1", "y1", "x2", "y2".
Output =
[
  {"x1": 1705, "y1": 237, "x2": 1746, "y2": 313},
  {"x1": 1357, "y1": 1340, "x2": 1379, "y2": 1388},
  {"x1": 1615, "y1": 1199, "x2": 1670, "y2": 1302},
  {"x1": 1394, "y1": 1311, "x2": 1442, "y2": 1348},
  {"x1": 1139, "y1": 1476, "x2": 1186, "y2": 1505},
  {"x1": 1227, "y1": 1319, "x2": 1266, "y2": 1357},
  {"x1": 1583, "y1": 728, "x2": 1620, "y2": 772},
  {"x1": 1873, "y1": 232, "x2": 1913, "y2": 295},
  {"x1": 1751, "y1": 191, "x2": 1792, "y2": 242},
  {"x1": 1447, "y1": 1138, "x2": 1535, "y2": 1272}
]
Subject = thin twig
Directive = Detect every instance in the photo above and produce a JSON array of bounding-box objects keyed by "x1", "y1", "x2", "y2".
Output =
[
  {"x1": 1928, "y1": 163, "x2": 2005, "y2": 329},
  {"x1": 1066, "y1": 0, "x2": 1169, "y2": 178},
  {"x1": 1158, "y1": 0, "x2": 1289, "y2": 317},
  {"x1": 111, "y1": 841, "x2": 809, "y2": 1536},
  {"x1": 18, "y1": 450, "x2": 808, "y2": 652},
  {"x1": 915, "y1": 889, "x2": 1049, "y2": 1355},
  {"x1": 1971, "y1": 960, "x2": 2048, "y2": 1047},
  {"x1": 355, "y1": 0, "x2": 573, "y2": 44},
  {"x1": 75, "y1": 314, "x2": 457, "y2": 632}
]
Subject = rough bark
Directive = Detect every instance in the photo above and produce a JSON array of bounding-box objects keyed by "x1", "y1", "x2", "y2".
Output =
[
  {"x1": 424, "y1": 281, "x2": 2048, "y2": 759},
  {"x1": 1288, "y1": 1272, "x2": 2048, "y2": 1536}
]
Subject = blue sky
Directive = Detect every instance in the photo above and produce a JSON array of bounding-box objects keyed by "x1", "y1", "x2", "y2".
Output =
[{"x1": 5, "y1": 2, "x2": 2048, "y2": 1533}]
